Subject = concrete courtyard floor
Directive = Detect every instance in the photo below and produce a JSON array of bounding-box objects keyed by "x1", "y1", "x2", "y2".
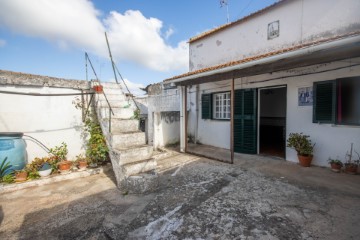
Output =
[{"x1": 0, "y1": 149, "x2": 359, "y2": 240}]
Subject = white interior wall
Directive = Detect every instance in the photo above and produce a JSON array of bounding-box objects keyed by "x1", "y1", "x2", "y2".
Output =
[
  {"x1": 192, "y1": 59, "x2": 360, "y2": 166},
  {"x1": 0, "y1": 85, "x2": 86, "y2": 163}
]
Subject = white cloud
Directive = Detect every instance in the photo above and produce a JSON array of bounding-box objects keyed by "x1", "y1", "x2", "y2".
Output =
[
  {"x1": 164, "y1": 27, "x2": 174, "y2": 40},
  {"x1": 122, "y1": 79, "x2": 146, "y2": 97},
  {"x1": 0, "y1": 0, "x2": 188, "y2": 72},
  {"x1": 0, "y1": 39, "x2": 6, "y2": 47}
]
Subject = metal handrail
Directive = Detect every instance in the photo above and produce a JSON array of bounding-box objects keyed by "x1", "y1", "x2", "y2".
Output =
[{"x1": 105, "y1": 32, "x2": 140, "y2": 113}]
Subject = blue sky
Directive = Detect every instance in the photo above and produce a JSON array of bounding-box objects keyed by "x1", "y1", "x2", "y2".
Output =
[{"x1": 0, "y1": 0, "x2": 277, "y2": 95}]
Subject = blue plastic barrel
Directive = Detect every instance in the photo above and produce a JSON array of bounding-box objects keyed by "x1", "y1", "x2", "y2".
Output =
[{"x1": 0, "y1": 132, "x2": 26, "y2": 175}]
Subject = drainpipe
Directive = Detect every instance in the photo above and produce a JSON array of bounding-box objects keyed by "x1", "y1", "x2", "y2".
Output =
[
  {"x1": 179, "y1": 86, "x2": 186, "y2": 152},
  {"x1": 195, "y1": 84, "x2": 199, "y2": 144},
  {"x1": 167, "y1": 34, "x2": 360, "y2": 84}
]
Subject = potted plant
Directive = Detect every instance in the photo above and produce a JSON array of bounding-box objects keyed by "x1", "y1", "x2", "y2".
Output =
[
  {"x1": 49, "y1": 142, "x2": 72, "y2": 174},
  {"x1": 85, "y1": 118, "x2": 109, "y2": 167},
  {"x1": 287, "y1": 132, "x2": 315, "y2": 167},
  {"x1": 93, "y1": 85, "x2": 103, "y2": 93},
  {"x1": 344, "y1": 143, "x2": 359, "y2": 175},
  {"x1": 15, "y1": 169, "x2": 28, "y2": 182},
  {"x1": 75, "y1": 154, "x2": 88, "y2": 171},
  {"x1": 38, "y1": 162, "x2": 52, "y2": 178},
  {"x1": 328, "y1": 158, "x2": 343, "y2": 173}
]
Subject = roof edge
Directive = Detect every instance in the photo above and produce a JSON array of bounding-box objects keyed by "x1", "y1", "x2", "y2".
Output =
[
  {"x1": 189, "y1": 0, "x2": 289, "y2": 43},
  {"x1": 166, "y1": 32, "x2": 360, "y2": 83}
]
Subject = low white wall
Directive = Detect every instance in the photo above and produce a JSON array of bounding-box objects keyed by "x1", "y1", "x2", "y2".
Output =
[
  {"x1": 153, "y1": 111, "x2": 180, "y2": 148},
  {"x1": 0, "y1": 85, "x2": 86, "y2": 163},
  {"x1": 191, "y1": 58, "x2": 360, "y2": 166}
]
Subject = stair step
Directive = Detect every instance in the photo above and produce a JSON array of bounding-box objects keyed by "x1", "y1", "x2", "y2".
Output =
[
  {"x1": 101, "y1": 82, "x2": 122, "y2": 89},
  {"x1": 97, "y1": 93, "x2": 126, "y2": 101},
  {"x1": 123, "y1": 158, "x2": 156, "y2": 176},
  {"x1": 111, "y1": 145, "x2": 153, "y2": 165},
  {"x1": 98, "y1": 100, "x2": 132, "y2": 108},
  {"x1": 102, "y1": 119, "x2": 139, "y2": 133},
  {"x1": 112, "y1": 119, "x2": 139, "y2": 132},
  {"x1": 99, "y1": 107, "x2": 134, "y2": 119},
  {"x1": 112, "y1": 131, "x2": 146, "y2": 148}
]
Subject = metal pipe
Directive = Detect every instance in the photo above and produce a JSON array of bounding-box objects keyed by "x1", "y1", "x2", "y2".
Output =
[
  {"x1": 105, "y1": 32, "x2": 119, "y2": 84},
  {"x1": 184, "y1": 85, "x2": 188, "y2": 152},
  {"x1": 0, "y1": 90, "x2": 93, "y2": 96},
  {"x1": 230, "y1": 78, "x2": 235, "y2": 164},
  {"x1": 195, "y1": 84, "x2": 199, "y2": 144}
]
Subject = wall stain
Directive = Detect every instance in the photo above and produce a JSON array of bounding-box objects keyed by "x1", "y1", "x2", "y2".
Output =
[
  {"x1": 216, "y1": 40, "x2": 222, "y2": 46},
  {"x1": 161, "y1": 111, "x2": 180, "y2": 124}
]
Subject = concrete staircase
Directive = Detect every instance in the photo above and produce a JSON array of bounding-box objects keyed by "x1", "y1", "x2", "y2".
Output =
[{"x1": 94, "y1": 82, "x2": 156, "y2": 192}]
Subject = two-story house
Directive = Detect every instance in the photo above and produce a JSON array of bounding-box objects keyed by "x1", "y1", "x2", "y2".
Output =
[{"x1": 164, "y1": 0, "x2": 360, "y2": 166}]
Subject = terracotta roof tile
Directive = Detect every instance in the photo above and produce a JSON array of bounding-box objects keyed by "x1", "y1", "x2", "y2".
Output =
[{"x1": 165, "y1": 31, "x2": 360, "y2": 82}]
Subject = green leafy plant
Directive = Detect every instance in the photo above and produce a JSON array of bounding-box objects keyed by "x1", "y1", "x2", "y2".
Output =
[
  {"x1": 75, "y1": 154, "x2": 89, "y2": 162},
  {"x1": 0, "y1": 157, "x2": 12, "y2": 178},
  {"x1": 328, "y1": 158, "x2": 343, "y2": 166},
  {"x1": 287, "y1": 132, "x2": 315, "y2": 156},
  {"x1": 49, "y1": 142, "x2": 68, "y2": 161},
  {"x1": 133, "y1": 109, "x2": 140, "y2": 120},
  {"x1": 26, "y1": 156, "x2": 58, "y2": 176},
  {"x1": 2, "y1": 174, "x2": 14, "y2": 184},
  {"x1": 84, "y1": 118, "x2": 108, "y2": 165}
]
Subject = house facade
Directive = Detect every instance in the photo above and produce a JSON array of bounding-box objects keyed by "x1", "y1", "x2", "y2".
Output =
[{"x1": 165, "y1": 0, "x2": 360, "y2": 166}]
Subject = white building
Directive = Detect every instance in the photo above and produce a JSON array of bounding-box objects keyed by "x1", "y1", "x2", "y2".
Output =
[{"x1": 165, "y1": 0, "x2": 360, "y2": 166}]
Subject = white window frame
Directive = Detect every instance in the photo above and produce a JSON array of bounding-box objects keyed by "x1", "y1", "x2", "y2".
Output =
[{"x1": 213, "y1": 92, "x2": 231, "y2": 119}]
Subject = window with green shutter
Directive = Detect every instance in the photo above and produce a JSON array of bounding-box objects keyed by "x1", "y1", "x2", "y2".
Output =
[
  {"x1": 313, "y1": 80, "x2": 336, "y2": 123},
  {"x1": 201, "y1": 93, "x2": 212, "y2": 119},
  {"x1": 313, "y1": 77, "x2": 360, "y2": 125}
]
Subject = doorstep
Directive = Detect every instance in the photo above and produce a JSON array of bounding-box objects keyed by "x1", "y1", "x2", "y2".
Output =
[{"x1": 0, "y1": 167, "x2": 104, "y2": 194}]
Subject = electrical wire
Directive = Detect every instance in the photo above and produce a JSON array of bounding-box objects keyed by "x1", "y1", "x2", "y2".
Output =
[{"x1": 0, "y1": 90, "x2": 94, "y2": 97}]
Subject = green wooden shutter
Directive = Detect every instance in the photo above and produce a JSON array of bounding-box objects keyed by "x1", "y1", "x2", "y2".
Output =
[
  {"x1": 234, "y1": 89, "x2": 257, "y2": 154},
  {"x1": 201, "y1": 93, "x2": 212, "y2": 119},
  {"x1": 313, "y1": 81, "x2": 336, "y2": 123}
]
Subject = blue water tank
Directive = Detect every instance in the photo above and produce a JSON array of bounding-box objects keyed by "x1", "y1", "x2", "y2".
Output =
[{"x1": 0, "y1": 132, "x2": 26, "y2": 175}]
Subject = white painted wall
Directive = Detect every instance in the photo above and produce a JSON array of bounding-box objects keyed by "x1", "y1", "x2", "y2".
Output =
[
  {"x1": 189, "y1": 0, "x2": 360, "y2": 71},
  {"x1": 153, "y1": 112, "x2": 180, "y2": 149},
  {"x1": 0, "y1": 85, "x2": 86, "y2": 163},
  {"x1": 190, "y1": 58, "x2": 360, "y2": 166},
  {"x1": 147, "y1": 87, "x2": 180, "y2": 147}
]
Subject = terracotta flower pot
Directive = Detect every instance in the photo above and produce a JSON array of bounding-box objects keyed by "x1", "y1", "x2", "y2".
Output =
[
  {"x1": 297, "y1": 155, "x2": 313, "y2": 167},
  {"x1": 344, "y1": 164, "x2": 358, "y2": 175},
  {"x1": 330, "y1": 163, "x2": 342, "y2": 173},
  {"x1": 78, "y1": 160, "x2": 88, "y2": 170},
  {"x1": 93, "y1": 85, "x2": 103, "y2": 93},
  {"x1": 58, "y1": 161, "x2": 72, "y2": 172},
  {"x1": 15, "y1": 171, "x2": 28, "y2": 182}
]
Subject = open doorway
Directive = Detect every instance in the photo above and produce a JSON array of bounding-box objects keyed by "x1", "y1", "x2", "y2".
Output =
[{"x1": 259, "y1": 86, "x2": 286, "y2": 158}]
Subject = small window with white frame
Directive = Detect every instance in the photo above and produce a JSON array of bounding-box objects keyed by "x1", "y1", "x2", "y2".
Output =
[{"x1": 213, "y1": 92, "x2": 231, "y2": 119}]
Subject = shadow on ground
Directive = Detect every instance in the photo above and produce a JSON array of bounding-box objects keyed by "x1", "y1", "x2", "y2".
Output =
[{"x1": 0, "y1": 153, "x2": 359, "y2": 240}]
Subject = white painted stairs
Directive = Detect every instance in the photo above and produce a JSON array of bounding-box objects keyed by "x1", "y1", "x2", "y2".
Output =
[{"x1": 94, "y1": 82, "x2": 156, "y2": 192}]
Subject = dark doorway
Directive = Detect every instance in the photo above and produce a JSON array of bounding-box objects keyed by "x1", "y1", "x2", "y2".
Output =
[{"x1": 259, "y1": 87, "x2": 286, "y2": 158}]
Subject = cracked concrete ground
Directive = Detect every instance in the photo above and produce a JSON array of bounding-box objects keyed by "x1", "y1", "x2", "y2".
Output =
[{"x1": 0, "y1": 151, "x2": 359, "y2": 240}]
